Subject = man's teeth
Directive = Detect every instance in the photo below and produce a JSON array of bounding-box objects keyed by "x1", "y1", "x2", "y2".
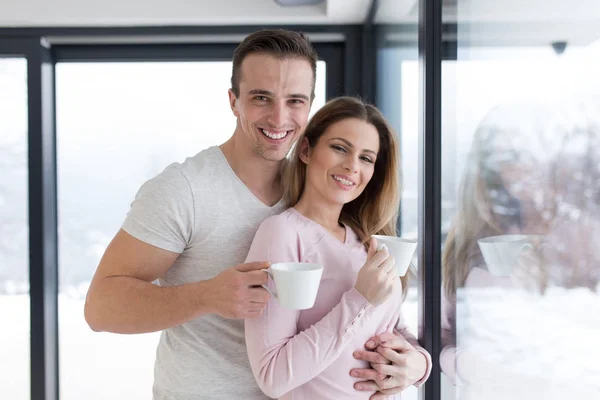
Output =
[
  {"x1": 333, "y1": 176, "x2": 354, "y2": 186},
  {"x1": 261, "y1": 129, "x2": 289, "y2": 140}
]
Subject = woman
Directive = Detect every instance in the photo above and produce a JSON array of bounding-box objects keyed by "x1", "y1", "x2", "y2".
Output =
[{"x1": 244, "y1": 97, "x2": 431, "y2": 399}]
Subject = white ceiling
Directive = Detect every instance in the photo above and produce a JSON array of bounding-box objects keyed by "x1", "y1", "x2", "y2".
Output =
[
  {"x1": 0, "y1": 0, "x2": 599, "y2": 46},
  {"x1": 377, "y1": 0, "x2": 600, "y2": 24}
]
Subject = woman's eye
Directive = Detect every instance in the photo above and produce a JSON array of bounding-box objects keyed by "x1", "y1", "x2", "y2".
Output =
[
  {"x1": 361, "y1": 156, "x2": 374, "y2": 163},
  {"x1": 331, "y1": 145, "x2": 347, "y2": 153}
]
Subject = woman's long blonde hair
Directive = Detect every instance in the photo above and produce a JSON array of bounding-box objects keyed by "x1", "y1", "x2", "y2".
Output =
[
  {"x1": 442, "y1": 103, "x2": 559, "y2": 301},
  {"x1": 283, "y1": 96, "x2": 408, "y2": 294}
]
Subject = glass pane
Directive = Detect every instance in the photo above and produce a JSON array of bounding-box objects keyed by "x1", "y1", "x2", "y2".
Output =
[
  {"x1": 376, "y1": 29, "x2": 421, "y2": 400},
  {"x1": 0, "y1": 57, "x2": 30, "y2": 400},
  {"x1": 442, "y1": 4, "x2": 600, "y2": 400},
  {"x1": 56, "y1": 60, "x2": 326, "y2": 399}
]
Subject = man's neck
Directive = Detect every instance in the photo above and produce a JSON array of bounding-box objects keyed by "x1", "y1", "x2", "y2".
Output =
[{"x1": 219, "y1": 137, "x2": 283, "y2": 207}]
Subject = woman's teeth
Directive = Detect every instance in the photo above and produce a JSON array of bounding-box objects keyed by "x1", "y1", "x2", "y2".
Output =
[{"x1": 333, "y1": 176, "x2": 354, "y2": 186}]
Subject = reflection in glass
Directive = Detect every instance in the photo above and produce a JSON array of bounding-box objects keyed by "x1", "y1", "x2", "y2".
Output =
[
  {"x1": 56, "y1": 61, "x2": 326, "y2": 399},
  {"x1": 441, "y1": 28, "x2": 600, "y2": 399},
  {"x1": 0, "y1": 57, "x2": 29, "y2": 400}
]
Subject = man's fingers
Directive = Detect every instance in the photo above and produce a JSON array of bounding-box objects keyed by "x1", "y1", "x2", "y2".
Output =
[
  {"x1": 375, "y1": 387, "x2": 403, "y2": 398},
  {"x1": 235, "y1": 261, "x2": 270, "y2": 273},
  {"x1": 379, "y1": 387, "x2": 404, "y2": 395},
  {"x1": 370, "y1": 392, "x2": 393, "y2": 400},
  {"x1": 370, "y1": 332, "x2": 414, "y2": 352},
  {"x1": 245, "y1": 270, "x2": 270, "y2": 286},
  {"x1": 248, "y1": 286, "x2": 270, "y2": 303},
  {"x1": 372, "y1": 363, "x2": 397, "y2": 377},
  {"x1": 353, "y1": 380, "x2": 380, "y2": 392},
  {"x1": 353, "y1": 350, "x2": 391, "y2": 365},
  {"x1": 350, "y1": 368, "x2": 386, "y2": 381},
  {"x1": 376, "y1": 346, "x2": 405, "y2": 365}
]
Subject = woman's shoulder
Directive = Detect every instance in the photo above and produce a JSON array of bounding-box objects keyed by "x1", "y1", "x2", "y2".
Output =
[
  {"x1": 255, "y1": 208, "x2": 306, "y2": 238},
  {"x1": 259, "y1": 207, "x2": 298, "y2": 228}
]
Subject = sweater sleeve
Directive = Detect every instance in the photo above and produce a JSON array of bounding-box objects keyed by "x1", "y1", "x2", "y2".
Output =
[{"x1": 244, "y1": 215, "x2": 377, "y2": 399}]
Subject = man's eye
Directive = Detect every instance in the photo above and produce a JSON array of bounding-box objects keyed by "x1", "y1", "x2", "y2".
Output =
[{"x1": 255, "y1": 96, "x2": 267, "y2": 101}]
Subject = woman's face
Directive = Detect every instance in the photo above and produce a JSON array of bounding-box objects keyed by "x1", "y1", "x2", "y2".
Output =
[{"x1": 301, "y1": 117, "x2": 380, "y2": 208}]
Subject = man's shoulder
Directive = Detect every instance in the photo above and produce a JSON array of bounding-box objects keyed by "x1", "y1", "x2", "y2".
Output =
[
  {"x1": 170, "y1": 146, "x2": 225, "y2": 181},
  {"x1": 134, "y1": 146, "x2": 224, "y2": 203}
]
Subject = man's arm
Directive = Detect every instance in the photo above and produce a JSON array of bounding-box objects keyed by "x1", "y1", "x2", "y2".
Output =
[
  {"x1": 84, "y1": 229, "x2": 270, "y2": 334},
  {"x1": 350, "y1": 314, "x2": 431, "y2": 399}
]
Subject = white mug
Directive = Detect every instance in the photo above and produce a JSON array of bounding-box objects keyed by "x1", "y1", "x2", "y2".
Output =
[
  {"x1": 372, "y1": 235, "x2": 418, "y2": 276},
  {"x1": 263, "y1": 262, "x2": 324, "y2": 310},
  {"x1": 477, "y1": 234, "x2": 535, "y2": 276}
]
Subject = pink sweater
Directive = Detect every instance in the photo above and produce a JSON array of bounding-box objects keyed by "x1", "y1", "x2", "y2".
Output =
[{"x1": 245, "y1": 208, "x2": 431, "y2": 399}]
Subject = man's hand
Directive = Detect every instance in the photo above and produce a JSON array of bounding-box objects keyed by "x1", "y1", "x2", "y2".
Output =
[
  {"x1": 350, "y1": 332, "x2": 428, "y2": 399},
  {"x1": 203, "y1": 261, "x2": 271, "y2": 319}
]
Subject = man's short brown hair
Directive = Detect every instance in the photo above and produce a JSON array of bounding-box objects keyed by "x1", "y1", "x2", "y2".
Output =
[{"x1": 231, "y1": 29, "x2": 318, "y2": 99}]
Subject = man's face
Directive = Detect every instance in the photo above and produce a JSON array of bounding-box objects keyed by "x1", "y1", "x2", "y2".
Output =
[{"x1": 229, "y1": 54, "x2": 314, "y2": 162}]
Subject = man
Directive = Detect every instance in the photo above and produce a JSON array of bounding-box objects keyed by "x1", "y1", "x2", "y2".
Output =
[{"x1": 85, "y1": 29, "x2": 429, "y2": 399}]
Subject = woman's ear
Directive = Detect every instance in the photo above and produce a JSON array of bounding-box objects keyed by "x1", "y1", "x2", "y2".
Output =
[{"x1": 299, "y1": 137, "x2": 311, "y2": 164}]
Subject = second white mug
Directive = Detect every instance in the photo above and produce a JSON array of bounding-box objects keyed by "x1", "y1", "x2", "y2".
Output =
[{"x1": 372, "y1": 235, "x2": 418, "y2": 276}]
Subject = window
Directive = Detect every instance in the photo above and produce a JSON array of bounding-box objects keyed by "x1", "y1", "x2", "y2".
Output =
[
  {"x1": 0, "y1": 57, "x2": 29, "y2": 400},
  {"x1": 440, "y1": 38, "x2": 600, "y2": 400}
]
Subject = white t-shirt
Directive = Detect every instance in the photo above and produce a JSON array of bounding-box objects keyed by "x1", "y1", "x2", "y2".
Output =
[{"x1": 122, "y1": 146, "x2": 285, "y2": 400}]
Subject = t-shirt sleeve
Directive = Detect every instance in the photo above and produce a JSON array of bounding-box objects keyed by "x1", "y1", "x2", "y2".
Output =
[{"x1": 121, "y1": 164, "x2": 194, "y2": 254}]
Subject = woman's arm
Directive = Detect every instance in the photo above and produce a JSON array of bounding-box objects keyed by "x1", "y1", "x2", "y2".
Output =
[{"x1": 244, "y1": 217, "x2": 377, "y2": 398}]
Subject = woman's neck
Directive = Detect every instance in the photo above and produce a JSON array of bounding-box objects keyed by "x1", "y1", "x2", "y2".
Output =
[{"x1": 293, "y1": 191, "x2": 344, "y2": 234}]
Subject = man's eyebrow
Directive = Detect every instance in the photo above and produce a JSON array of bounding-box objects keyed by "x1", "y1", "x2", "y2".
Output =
[
  {"x1": 248, "y1": 89, "x2": 310, "y2": 101},
  {"x1": 248, "y1": 89, "x2": 273, "y2": 96},
  {"x1": 329, "y1": 137, "x2": 378, "y2": 156},
  {"x1": 288, "y1": 93, "x2": 310, "y2": 101}
]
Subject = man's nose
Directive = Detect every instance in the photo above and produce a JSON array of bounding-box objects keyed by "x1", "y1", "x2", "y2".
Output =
[{"x1": 267, "y1": 101, "x2": 289, "y2": 128}]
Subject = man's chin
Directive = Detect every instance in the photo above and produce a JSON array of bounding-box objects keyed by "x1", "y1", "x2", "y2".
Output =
[
  {"x1": 256, "y1": 146, "x2": 293, "y2": 163},
  {"x1": 260, "y1": 153, "x2": 287, "y2": 163}
]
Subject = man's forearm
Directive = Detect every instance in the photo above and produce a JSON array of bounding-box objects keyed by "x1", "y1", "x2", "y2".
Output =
[{"x1": 84, "y1": 276, "x2": 214, "y2": 334}]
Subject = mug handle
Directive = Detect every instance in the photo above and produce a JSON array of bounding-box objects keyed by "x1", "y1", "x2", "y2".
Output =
[
  {"x1": 262, "y1": 268, "x2": 277, "y2": 300},
  {"x1": 520, "y1": 242, "x2": 534, "y2": 252}
]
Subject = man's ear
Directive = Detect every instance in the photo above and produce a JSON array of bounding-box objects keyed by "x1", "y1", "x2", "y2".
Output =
[
  {"x1": 299, "y1": 137, "x2": 311, "y2": 164},
  {"x1": 228, "y1": 89, "x2": 239, "y2": 117}
]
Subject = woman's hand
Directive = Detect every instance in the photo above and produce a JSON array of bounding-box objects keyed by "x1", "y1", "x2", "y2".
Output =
[{"x1": 355, "y1": 238, "x2": 398, "y2": 307}]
